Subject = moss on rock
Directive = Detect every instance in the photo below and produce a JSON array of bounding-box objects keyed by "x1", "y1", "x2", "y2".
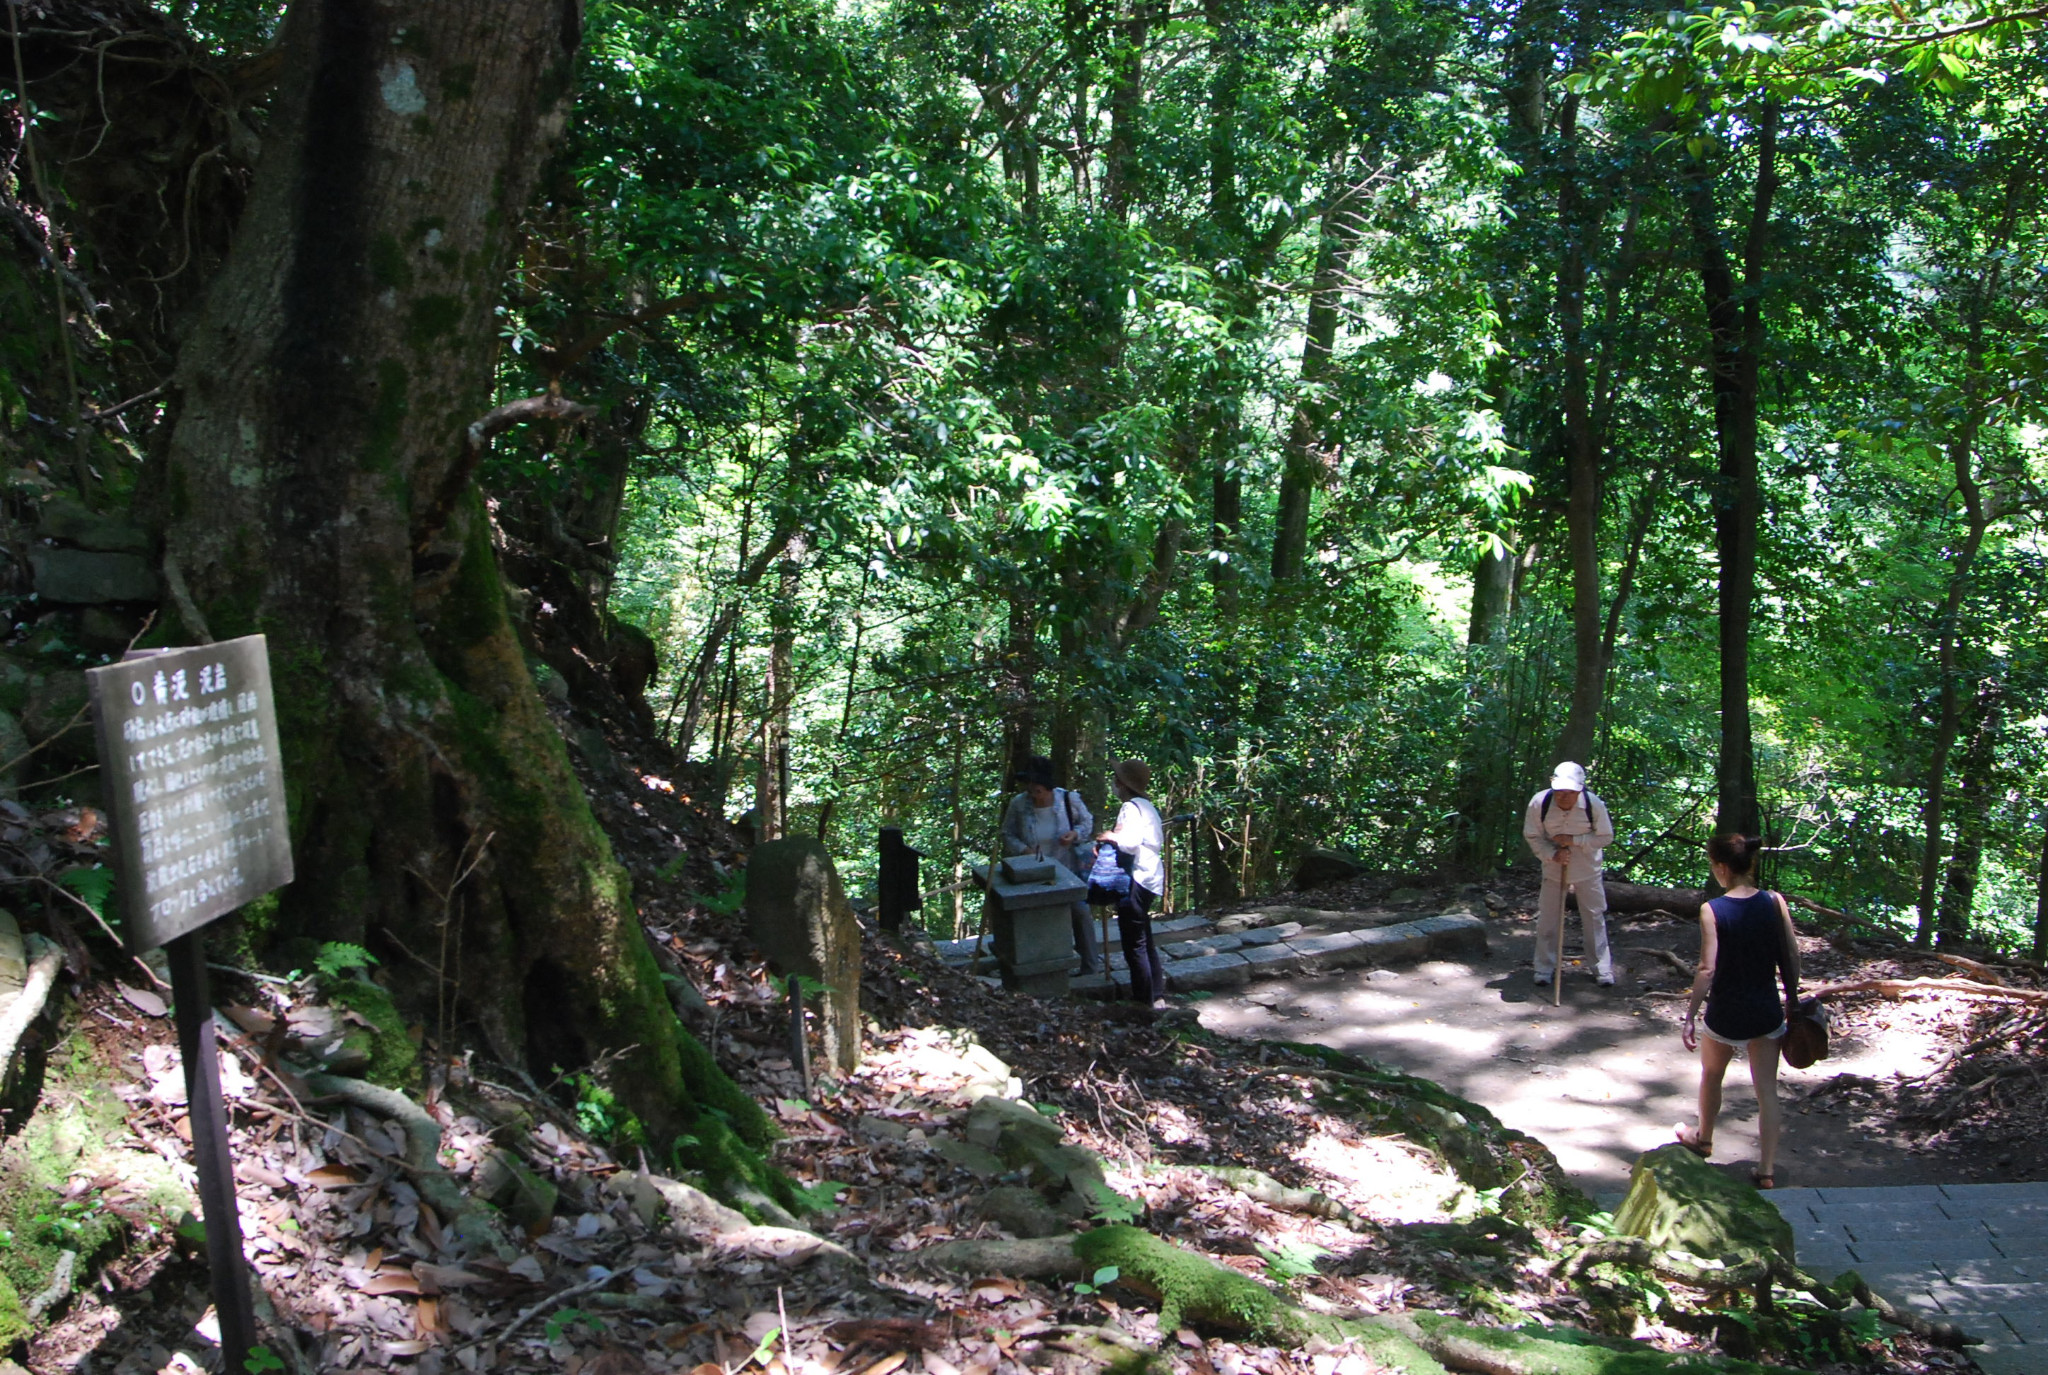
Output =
[
  {"x1": 326, "y1": 977, "x2": 420, "y2": 1091},
  {"x1": 0, "y1": 1272, "x2": 26, "y2": 1350},
  {"x1": 1276, "y1": 1041, "x2": 1592, "y2": 1225}
]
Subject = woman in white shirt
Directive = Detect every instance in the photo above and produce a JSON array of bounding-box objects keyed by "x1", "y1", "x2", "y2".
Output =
[
  {"x1": 1096, "y1": 758, "x2": 1167, "y2": 1010},
  {"x1": 1000, "y1": 756, "x2": 1097, "y2": 973}
]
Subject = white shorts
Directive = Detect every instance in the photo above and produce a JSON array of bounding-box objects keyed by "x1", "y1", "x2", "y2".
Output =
[{"x1": 1701, "y1": 1021, "x2": 1786, "y2": 1049}]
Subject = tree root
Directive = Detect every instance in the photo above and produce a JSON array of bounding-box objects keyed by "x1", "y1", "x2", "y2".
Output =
[
  {"x1": 1620, "y1": 948, "x2": 1694, "y2": 980},
  {"x1": 637, "y1": 1172, "x2": 865, "y2": 1278},
  {"x1": 304, "y1": 1071, "x2": 518, "y2": 1257},
  {"x1": 906, "y1": 1228, "x2": 1783, "y2": 1373},
  {"x1": 1560, "y1": 1239, "x2": 1980, "y2": 1350},
  {"x1": 25, "y1": 1250, "x2": 76, "y2": 1320},
  {"x1": 1155, "y1": 1162, "x2": 1367, "y2": 1230},
  {"x1": 1807, "y1": 976, "x2": 2048, "y2": 1005},
  {"x1": 0, "y1": 936, "x2": 63, "y2": 1078}
]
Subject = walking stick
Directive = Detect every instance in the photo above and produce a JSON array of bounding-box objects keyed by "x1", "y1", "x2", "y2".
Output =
[{"x1": 1552, "y1": 860, "x2": 1567, "y2": 1007}]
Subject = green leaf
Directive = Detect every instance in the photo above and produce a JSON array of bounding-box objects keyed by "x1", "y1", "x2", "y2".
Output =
[{"x1": 57, "y1": 866, "x2": 114, "y2": 918}]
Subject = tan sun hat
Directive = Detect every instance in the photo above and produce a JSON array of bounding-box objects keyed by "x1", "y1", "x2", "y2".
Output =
[{"x1": 1113, "y1": 758, "x2": 1152, "y2": 795}]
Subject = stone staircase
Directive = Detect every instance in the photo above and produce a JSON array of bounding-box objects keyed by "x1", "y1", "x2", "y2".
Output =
[{"x1": 935, "y1": 900, "x2": 1488, "y2": 996}]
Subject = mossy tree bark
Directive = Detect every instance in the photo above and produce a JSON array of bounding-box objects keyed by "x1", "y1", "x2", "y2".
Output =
[{"x1": 152, "y1": 0, "x2": 779, "y2": 1193}]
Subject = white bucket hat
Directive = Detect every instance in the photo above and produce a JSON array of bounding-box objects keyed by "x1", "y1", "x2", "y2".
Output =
[{"x1": 1549, "y1": 761, "x2": 1587, "y2": 792}]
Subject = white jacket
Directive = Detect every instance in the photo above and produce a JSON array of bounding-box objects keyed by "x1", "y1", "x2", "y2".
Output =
[{"x1": 1523, "y1": 789, "x2": 1613, "y2": 873}]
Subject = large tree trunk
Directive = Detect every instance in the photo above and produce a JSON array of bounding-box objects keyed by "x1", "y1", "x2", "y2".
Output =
[
  {"x1": 1685, "y1": 102, "x2": 1777, "y2": 838},
  {"x1": 1937, "y1": 676, "x2": 2002, "y2": 946},
  {"x1": 155, "y1": 0, "x2": 781, "y2": 1194},
  {"x1": 1270, "y1": 163, "x2": 1358, "y2": 583},
  {"x1": 1914, "y1": 167, "x2": 2023, "y2": 941},
  {"x1": 2034, "y1": 811, "x2": 2048, "y2": 963},
  {"x1": 1554, "y1": 92, "x2": 1602, "y2": 766}
]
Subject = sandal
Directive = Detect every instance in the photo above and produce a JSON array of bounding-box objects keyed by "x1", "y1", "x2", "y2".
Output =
[
  {"x1": 1752, "y1": 1171, "x2": 1776, "y2": 1190},
  {"x1": 1675, "y1": 1124, "x2": 1712, "y2": 1158}
]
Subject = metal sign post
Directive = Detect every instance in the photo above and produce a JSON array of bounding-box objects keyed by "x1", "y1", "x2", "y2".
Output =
[{"x1": 89, "y1": 636, "x2": 295, "y2": 1375}]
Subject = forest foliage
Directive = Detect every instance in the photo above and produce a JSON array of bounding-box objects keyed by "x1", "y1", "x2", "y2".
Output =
[{"x1": 5, "y1": 0, "x2": 2048, "y2": 957}]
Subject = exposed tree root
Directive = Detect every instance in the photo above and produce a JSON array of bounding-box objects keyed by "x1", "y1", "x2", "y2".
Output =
[
  {"x1": 1559, "y1": 1238, "x2": 1980, "y2": 1350},
  {"x1": 0, "y1": 936, "x2": 63, "y2": 1075},
  {"x1": 1155, "y1": 1162, "x2": 1367, "y2": 1230},
  {"x1": 906, "y1": 1228, "x2": 1785, "y2": 1373},
  {"x1": 1808, "y1": 976, "x2": 2048, "y2": 1004}
]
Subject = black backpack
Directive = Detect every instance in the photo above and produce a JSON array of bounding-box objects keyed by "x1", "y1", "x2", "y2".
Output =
[{"x1": 1540, "y1": 789, "x2": 1607, "y2": 836}]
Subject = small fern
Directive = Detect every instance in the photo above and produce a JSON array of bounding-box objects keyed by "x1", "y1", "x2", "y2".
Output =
[{"x1": 314, "y1": 942, "x2": 377, "y2": 979}]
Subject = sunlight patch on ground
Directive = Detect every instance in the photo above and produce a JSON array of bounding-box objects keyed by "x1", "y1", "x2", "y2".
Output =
[{"x1": 1293, "y1": 1127, "x2": 1460, "y2": 1223}]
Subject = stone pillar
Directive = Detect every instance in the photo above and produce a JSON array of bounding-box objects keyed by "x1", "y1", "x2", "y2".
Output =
[{"x1": 744, "y1": 839, "x2": 861, "y2": 1073}]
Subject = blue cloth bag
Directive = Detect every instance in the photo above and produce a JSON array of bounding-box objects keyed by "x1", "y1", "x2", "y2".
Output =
[{"x1": 1087, "y1": 843, "x2": 1131, "y2": 904}]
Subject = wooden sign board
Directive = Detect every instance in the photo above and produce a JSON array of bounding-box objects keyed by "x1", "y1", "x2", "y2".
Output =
[{"x1": 88, "y1": 635, "x2": 294, "y2": 952}]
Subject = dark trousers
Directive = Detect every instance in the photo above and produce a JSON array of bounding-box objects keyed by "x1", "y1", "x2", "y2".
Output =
[
  {"x1": 1070, "y1": 900, "x2": 1099, "y2": 972},
  {"x1": 1117, "y1": 886, "x2": 1164, "y2": 1002}
]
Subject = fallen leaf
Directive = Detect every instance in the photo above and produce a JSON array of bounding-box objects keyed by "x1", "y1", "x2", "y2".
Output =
[
  {"x1": 415, "y1": 1297, "x2": 443, "y2": 1335},
  {"x1": 856, "y1": 1356, "x2": 906, "y2": 1375},
  {"x1": 413, "y1": 1263, "x2": 484, "y2": 1292},
  {"x1": 118, "y1": 983, "x2": 168, "y2": 1018},
  {"x1": 305, "y1": 1165, "x2": 361, "y2": 1189},
  {"x1": 361, "y1": 1270, "x2": 421, "y2": 1297},
  {"x1": 383, "y1": 1340, "x2": 430, "y2": 1357},
  {"x1": 222, "y1": 1004, "x2": 276, "y2": 1036},
  {"x1": 742, "y1": 1311, "x2": 781, "y2": 1344}
]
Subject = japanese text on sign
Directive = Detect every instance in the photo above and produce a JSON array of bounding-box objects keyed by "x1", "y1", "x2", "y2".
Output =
[{"x1": 89, "y1": 636, "x2": 294, "y2": 951}]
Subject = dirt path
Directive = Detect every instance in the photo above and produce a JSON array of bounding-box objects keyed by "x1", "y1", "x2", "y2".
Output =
[{"x1": 1196, "y1": 908, "x2": 1982, "y2": 1199}]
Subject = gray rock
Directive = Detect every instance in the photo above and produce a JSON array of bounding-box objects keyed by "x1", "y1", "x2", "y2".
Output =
[
  {"x1": 1615, "y1": 1143, "x2": 1794, "y2": 1268},
  {"x1": 1239, "y1": 941, "x2": 1301, "y2": 969},
  {"x1": 37, "y1": 494, "x2": 149, "y2": 554},
  {"x1": 1293, "y1": 847, "x2": 1363, "y2": 890},
  {"x1": 744, "y1": 838, "x2": 863, "y2": 1073},
  {"x1": 1161, "y1": 933, "x2": 1244, "y2": 959},
  {"x1": 476, "y1": 1148, "x2": 558, "y2": 1231},
  {"x1": 77, "y1": 606, "x2": 145, "y2": 655},
  {"x1": 1238, "y1": 922, "x2": 1302, "y2": 946},
  {"x1": 1166, "y1": 951, "x2": 1251, "y2": 991},
  {"x1": 1354, "y1": 924, "x2": 1428, "y2": 963},
  {"x1": 931, "y1": 1136, "x2": 1005, "y2": 1178},
  {"x1": 967, "y1": 1094, "x2": 1064, "y2": 1159},
  {"x1": 858, "y1": 1115, "x2": 912, "y2": 1142},
  {"x1": 1414, "y1": 912, "x2": 1489, "y2": 958},
  {"x1": 22, "y1": 670, "x2": 88, "y2": 746},
  {"x1": 29, "y1": 547, "x2": 158, "y2": 604},
  {"x1": 1365, "y1": 968, "x2": 1403, "y2": 983},
  {"x1": 1212, "y1": 910, "x2": 1273, "y2": 934},
  {"x1": 1291, "y1": 929, "x2": 1374, "y2": 969},
  {"x1": 978, "y1": 1184, "x2": 1069, "y2": 1238}
]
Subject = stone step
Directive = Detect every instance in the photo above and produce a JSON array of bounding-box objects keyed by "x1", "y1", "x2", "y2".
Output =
[{"x1": 1069, "y1": 908, "x2": 1488, "y2": 998}]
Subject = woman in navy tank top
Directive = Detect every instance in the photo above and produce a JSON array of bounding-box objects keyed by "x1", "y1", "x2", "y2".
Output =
[{"x1": 1676, "y1": 833, "x2": 1801, "y2": 1188}]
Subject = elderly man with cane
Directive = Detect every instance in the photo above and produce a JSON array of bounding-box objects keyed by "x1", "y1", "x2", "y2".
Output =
[{"x1": 1523, "y1": 761, "x2": 1615, "y2": 997}]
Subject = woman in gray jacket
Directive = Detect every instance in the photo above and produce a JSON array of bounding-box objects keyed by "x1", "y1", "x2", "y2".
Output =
[{"x1": 1001, "y1": 756, "x2": 1098, "y2": 973}]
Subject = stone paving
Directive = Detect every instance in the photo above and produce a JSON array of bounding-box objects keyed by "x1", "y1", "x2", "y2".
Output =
[
  {"x1": 935, "y1": 902, "x2": 1490, "y2": 994},
  {"x1": 1768, "y1": 1181, "x2": 2048, "y2": 1374}
]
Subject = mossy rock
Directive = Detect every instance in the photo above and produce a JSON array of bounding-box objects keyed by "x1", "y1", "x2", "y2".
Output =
[
  {"x1": 0, "y1": 1272, "x2": 26, "y2": 1350},
  {"x1": 326, "y1": 978, "x2": 420, "y2": 1091},
  {"x1": 1613, "y1": 1145, "x2": 1793, "y2": 1269}
]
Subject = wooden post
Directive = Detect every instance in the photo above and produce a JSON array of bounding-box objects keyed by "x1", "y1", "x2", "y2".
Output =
[{"x1": 167, "y1": 933, "x2": 258, "y2": 1373}]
